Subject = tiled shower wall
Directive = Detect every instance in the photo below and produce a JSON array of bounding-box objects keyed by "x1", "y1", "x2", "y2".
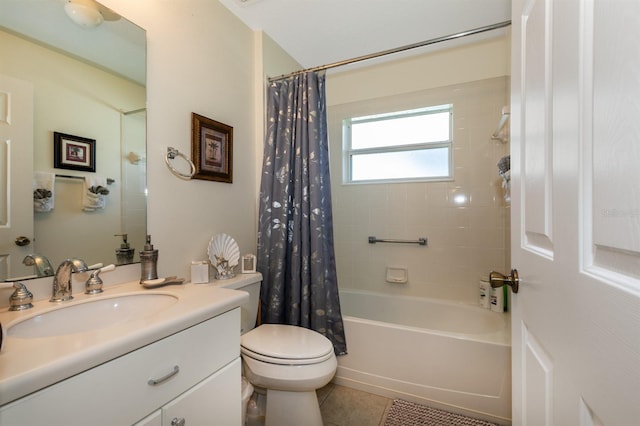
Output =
[{"x1": 328, "y1": 77, "x2": 510, "y2": 304}]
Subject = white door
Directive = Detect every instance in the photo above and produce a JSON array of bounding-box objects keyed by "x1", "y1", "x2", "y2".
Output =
[
  {"x1": 0, "y1": 74, "x2": 34, "y2": 280},
  {"x1": 510, "y1": 0, "x2": 640, "y2": 424}
]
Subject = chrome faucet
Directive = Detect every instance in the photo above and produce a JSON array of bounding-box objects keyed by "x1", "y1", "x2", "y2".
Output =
[
  {"x1": 51, "y1": 258, "x2": 88, "y2": 302},
  {"x1": 23, "y1": 254, "x2": 54, "y2": 277}
]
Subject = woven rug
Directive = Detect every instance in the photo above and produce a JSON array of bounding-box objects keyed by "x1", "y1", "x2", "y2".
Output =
[{"x1": 384, "y1": 399, "x2": 498, "y2": 426}]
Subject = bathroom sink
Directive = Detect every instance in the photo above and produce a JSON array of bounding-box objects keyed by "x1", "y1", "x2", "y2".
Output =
[{"x1": 8, "y1": 294, "x2": 178, "y2": 339}]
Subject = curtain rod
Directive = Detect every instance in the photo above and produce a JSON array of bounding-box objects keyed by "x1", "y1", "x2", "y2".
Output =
[{"x1": 268, "y1": 20, "x2": 511, "y2": 83}]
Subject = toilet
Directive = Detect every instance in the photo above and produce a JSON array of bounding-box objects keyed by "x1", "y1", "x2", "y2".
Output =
[{"x1": 216, "y1": 274, "x2": 337, "y2": 426}]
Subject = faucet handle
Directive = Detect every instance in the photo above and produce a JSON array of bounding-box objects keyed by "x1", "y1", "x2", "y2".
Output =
[
  {"x1": 3, "y1": 281, "x2": 34, "y2": 311},
  {"x1": 85, "y1": 264, "x2": 115, "y2": 295},
  {"x1": 100, "y1": 264, "x2": 116, "y2": 273}
]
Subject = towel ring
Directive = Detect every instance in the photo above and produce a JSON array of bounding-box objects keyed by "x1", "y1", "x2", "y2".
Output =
[{"x1": 165, "y1": 147, "x2": 195, "y2": 179}]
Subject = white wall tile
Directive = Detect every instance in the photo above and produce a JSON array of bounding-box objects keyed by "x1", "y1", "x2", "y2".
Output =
[{"x1": 329, "y1": 77, "x2": 510, "y2": 305}]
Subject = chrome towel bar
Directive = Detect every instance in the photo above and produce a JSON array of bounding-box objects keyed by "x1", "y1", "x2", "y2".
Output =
[
  {"x1": 56, "y1": 174, "x2": 115, "y2": 185},
  {"x1": 165, "y1": 147, "x2": 195, "y2": 179},
  {"x1": 368, "y1": 236, "x2": 427, "y2": 246}
]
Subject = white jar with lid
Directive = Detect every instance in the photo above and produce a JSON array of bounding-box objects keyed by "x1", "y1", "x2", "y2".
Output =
[{"x1": 190, "y1": 260, "x2": 210, "y2": 284}]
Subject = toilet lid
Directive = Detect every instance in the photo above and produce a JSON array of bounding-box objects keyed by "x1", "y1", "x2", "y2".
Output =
[{"x1": 241, "y1": 324, "x2": 334, "y2": 365}]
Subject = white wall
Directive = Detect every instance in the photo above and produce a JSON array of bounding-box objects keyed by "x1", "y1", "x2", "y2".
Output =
[
  {"x1": 252, "y1": 31, "x2": 301, "y2": 211},
  {"x1": 327, "y1": 37, "x2": 510, "y2": 106},
  {"x1": 121, "y1": 110, "x2": 147, "y2": 258},
  {"x1": 99, "y1": 0, "x2": 300, "y2": 280},
  {"x1": 327, "y1": 37, "x2": 511, "y2": 304}
]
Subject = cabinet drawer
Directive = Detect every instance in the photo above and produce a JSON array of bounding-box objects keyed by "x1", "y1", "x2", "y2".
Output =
[
  {"x1": 0, "y1": 308, "x2": 240, "y2": 425},
  {"x1": 162, "y1": 358, "x2": 241, "y2": 426}
]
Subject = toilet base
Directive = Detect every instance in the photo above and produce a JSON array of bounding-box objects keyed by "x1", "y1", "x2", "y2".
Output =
[
  {"x1": 265, "y1": 388, "x2": 323, "y2": 426},
  {"x1": 246, "y1": 389, "x2": 266, "y2": 426}
]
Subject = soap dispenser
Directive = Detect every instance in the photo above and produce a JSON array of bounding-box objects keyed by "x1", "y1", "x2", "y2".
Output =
[
  {"x1": 114, "y1": 233, "x2": 135, "y2": 265},
  {"x1": 139, "y1": 235, "x2": 158, "y2": 282}
]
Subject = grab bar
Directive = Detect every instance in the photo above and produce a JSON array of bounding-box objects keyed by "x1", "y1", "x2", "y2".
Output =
[{"x1": 368, "y1": 236, "x2": 427, "y2": 246}]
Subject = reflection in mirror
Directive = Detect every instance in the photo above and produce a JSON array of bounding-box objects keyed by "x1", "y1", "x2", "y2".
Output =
[{"x1": 0, "y1": 0, "x2": 146, "y2": 281}]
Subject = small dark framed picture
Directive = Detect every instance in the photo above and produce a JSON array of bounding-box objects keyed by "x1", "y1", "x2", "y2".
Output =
[
  {"x1": 191, "y1": 113, "x2": 233, "y2": 183},
  {"x1": 53, "y1": 132, "x2": 96, "y2": 172}
]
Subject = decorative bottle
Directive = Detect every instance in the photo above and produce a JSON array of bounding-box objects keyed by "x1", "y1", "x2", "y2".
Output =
[
  {"x1": 114, "y1": 233, "x2": 135, "y2": 265},
  {"x1": 139, "y1": 235, "x2": 158, "y2": 282}
]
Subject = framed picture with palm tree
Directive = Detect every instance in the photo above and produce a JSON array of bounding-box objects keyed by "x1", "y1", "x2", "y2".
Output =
[{"x1": 191, "y1": 113, "x2": 233, "y2": 183}]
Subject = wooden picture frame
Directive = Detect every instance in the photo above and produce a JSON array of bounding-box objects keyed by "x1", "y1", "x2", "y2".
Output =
[
  {"x1": 191, "y1": 113, "x2": 233, "y2": 183},
  {"x1": 53, "y1": 132, "x2": 96, "y2": 172}
]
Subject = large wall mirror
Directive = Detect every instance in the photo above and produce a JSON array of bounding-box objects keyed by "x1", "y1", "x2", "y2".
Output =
[{"x1": 0, "y1": 0, "x2": 146, "y2": 281}]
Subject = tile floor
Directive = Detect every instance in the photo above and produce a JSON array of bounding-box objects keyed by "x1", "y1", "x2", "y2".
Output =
[{"x1": 318, "y1": 383, "x2": 393, "y2": 426}]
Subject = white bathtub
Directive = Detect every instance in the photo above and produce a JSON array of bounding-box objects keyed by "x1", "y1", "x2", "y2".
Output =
[{"x1": 334, "y1": 289, "x2": 512, "y2": 425}]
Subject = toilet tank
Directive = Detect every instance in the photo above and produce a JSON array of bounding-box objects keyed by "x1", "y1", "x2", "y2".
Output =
[{"x1": 211, "y1": 273, "x2": 262, "y2": 334}]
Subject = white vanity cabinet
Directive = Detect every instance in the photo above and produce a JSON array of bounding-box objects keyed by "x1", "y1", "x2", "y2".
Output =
[{"x1": 0, "y1": 308, "x2": 242, "y2": 425}]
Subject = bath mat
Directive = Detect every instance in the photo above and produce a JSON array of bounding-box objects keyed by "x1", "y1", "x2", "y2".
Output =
[{"x1": 384, "y1": 399, "x2": 498, "y2": 426}]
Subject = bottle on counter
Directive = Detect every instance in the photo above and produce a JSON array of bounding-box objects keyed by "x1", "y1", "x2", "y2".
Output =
[
  {"x1": 139, "y1": 235, "x2": 158, "y2": 282},
  {"x1": 114, "y1": 233, "x2": 135, "y2": 265}
]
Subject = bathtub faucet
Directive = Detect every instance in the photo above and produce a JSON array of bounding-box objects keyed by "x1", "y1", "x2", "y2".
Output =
[{"x1": 51, "y1": 258, "x2": 88, "y2": 302}]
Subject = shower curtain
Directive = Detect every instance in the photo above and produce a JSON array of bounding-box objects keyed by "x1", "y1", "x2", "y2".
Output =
[{"x1": 257, "y1": 71, "x2": 347, "y2": 355}]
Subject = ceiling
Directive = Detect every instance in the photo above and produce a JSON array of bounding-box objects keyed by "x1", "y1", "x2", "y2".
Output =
[
  {"x1": 217, "y1": 0, "x2": 512, "y2": 73},
  {"x1": 0, "y1": 0, "x2": 511, "y2": 85},
  {"x1": 0, "y1": 0, "x2": 145, "y2": 85}
]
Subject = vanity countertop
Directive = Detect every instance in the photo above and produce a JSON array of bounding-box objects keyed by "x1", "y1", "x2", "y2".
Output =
[{"x1": 0, "y1": 278, "x2": 251, "y2": 406}]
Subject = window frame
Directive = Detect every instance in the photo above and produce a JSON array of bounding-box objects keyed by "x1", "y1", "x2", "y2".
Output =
[{"x1": 342, "y1": 104, "x2": 454, "y2": 184}]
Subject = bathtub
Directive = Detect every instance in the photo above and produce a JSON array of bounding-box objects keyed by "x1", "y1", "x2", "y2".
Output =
[{"x1": 334, "y1": 289, "x2": 511, "y2": 425}]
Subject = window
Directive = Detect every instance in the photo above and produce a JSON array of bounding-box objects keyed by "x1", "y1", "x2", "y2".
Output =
[{"x1": 343, "y1": 104, "x2": 453, "y2": 183}]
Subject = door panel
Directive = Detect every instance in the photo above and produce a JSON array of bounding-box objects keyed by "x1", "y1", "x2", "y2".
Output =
[
  {"x1": 522, "y1": 0, "x2": 554, "y2": 258},
  {"x1": 517, "y1": 1, "x2": 557, "y2": 421},
  {"x1": 522, "y1": 325, "x2": 552, "y2": 426},
  {"x1": 582, "y1": 0, "x2": 640, "y2": 284},
  {"x1": 0, "y1": 74, "x2": 34, "y2": 280},
  {"x1": 512, "y1": 0, "x2": 640, "y2": 424}
]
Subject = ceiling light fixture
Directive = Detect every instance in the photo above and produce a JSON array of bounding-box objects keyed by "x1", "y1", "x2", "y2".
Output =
[{"x1": 64, "y1": 0, "x2": 104, "y2": 28}]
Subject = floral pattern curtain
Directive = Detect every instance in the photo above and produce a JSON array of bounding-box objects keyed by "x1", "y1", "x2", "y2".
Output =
[{"x1": 257, "y1": 71, "x2": 347, "y2": 355}]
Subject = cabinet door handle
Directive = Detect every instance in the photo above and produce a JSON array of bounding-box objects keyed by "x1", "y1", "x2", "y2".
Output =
[
  {"x1": 147, "y1": 365, "x2": 180, "y2": 385},
  {"x1": 171, "y1": 418, "x2": 185, "y2": 426}
]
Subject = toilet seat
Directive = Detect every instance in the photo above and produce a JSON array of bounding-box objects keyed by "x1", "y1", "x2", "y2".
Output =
[
  {"x1": 241, "y1": 324, "x2": 334, "y2": 365},
  {"x1": 241, "y1": 346, "x2": 334, "y2": 365}
]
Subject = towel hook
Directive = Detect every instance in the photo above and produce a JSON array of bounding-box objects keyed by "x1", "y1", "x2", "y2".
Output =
[{"x1": 165, "y1": 147, "x2": 195, "y2": 179}]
